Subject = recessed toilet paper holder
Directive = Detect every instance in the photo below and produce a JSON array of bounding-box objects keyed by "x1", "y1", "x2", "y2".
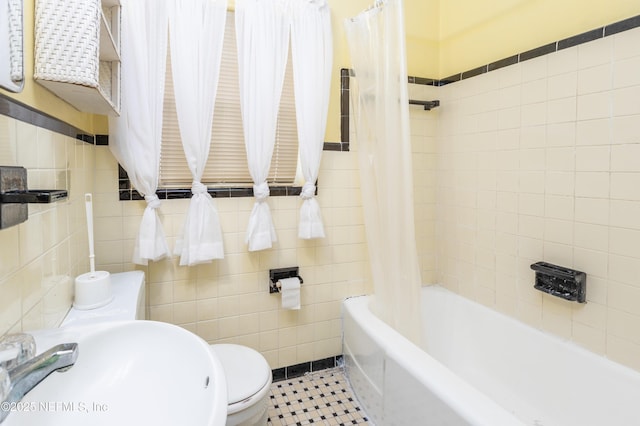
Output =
[{"x1": 269, "y1": 267, "x2": 303, "y2": 293}]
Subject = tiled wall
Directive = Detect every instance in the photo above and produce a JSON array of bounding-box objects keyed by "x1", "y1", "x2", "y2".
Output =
[
  {"x1": 91, "y1": 101, "x2": 435, "y2": 369},
  {"x1": 434, "y1": 26, "x2": 640, "y2": 371},
  {"x1": 0, "y1": 88, "x2": 434, "y2": 371},
  {"x1": 0, "y1": 115, "x2": 93, "y2": 336},
  {"x1": 92, "y1": 147, "x2": 370, "y2": 369},
  {"x1": 409, "y1": 83, "x2": 439, "y2": 284}
]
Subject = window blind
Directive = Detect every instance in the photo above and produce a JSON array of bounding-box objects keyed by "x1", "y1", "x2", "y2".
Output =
[{"x1": 159, "y1": 11, "x2": 298, "y2": 188}]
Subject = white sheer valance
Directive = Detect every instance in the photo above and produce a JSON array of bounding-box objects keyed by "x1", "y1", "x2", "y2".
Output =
[
  {"x1": 168, "y1": 0, "x2": 227, "y2": 265},
  {"x1": 291, "y1": 0, "x2": 333, "y2": 240},
  {"x1": 109, "y1": 0, "x2": 170, "y2": 265},
  {"x1": 235, "y1": 0, "x2": 290, "y2": 251}
]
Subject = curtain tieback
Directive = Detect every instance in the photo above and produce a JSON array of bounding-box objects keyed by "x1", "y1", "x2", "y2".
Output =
[
  {"x1": 301, "y1": 182, "x2": 316, "y2": 200},
  {"x1": 253, "y1": 182, "x2": 270, "y2": 202},
  {"x1": 191, "y1": 181, "x2": 208, "y2": 195},
  {"x1": 144, "y1": 194, "x2": 161, "y2": 209}
]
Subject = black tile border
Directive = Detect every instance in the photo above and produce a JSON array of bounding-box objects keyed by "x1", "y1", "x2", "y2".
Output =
[
  {"x1": 118, "y1": 166, "x2": 303, "y2": 201},
  {"x1": 558, "y1": 27, "x2": 604, "y2": 50},
  {"x1": 3, "y1": 13, "x2": 639, "y2": 194},
  {"x1": 426, "y1": 14, "x2": 640, "y2": 86},
  {"x1": 488, "y1": 55, "x2": 519, "y2": 72},
  {"x1": 461, "y1": 65, "x2": 488, "y2": 80},
  {"x1": 322, "y1": 68, "x2": 352, "y2": 152},
  {"x1": 0, "y1": 92, "x2": 95, "y2": 144},
  {"x1": 95, "y1": 134, "x2": 109, "y2": 146},
  {"x1": 120, "y1": 69, "x2": 348, "y2": 199},
  {"x1": 519, "y1": 42, "x2": 557, "y2": 62},
  {"x1": 339, "y1": 13, "x2": 640, "y2": 150},
  {"x1": 272, "y1": 355, "x2": 343, "y2": 383},
  {"x1": 606, "y1": 15, "x2": 640, "y2": 36}
]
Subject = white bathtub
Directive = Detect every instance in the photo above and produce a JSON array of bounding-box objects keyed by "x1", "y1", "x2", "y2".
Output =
[{"x1": 342, "y1": 285, "x2": 640, "y2": 426}]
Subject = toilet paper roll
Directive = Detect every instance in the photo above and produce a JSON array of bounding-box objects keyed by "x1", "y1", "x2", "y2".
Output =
[
  {"x1": 280, "y1": 277, "x2": 301, "y2": 310},
  {"x1": 74, "y1": 271, "x2": 113, "y2": 310}
]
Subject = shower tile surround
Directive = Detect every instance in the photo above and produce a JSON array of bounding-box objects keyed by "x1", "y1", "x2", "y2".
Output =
[
  {"x1": 340, "y1": 15, "x2": 640, "y2": 372},
  {"x1": 433, "y1": 21, "x2": 640, "y2": 371},
  {"x1": 0, "y1": 13, "x2": 639, "y2": 378}
]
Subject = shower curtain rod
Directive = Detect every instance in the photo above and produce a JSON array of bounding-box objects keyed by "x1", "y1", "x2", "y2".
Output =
[{"x1": 408, "y1": 99, "x2": 440, "y2": 111}]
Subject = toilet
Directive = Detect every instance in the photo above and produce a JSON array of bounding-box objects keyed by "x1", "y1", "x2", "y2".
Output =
[{"x1": 61, "y1": 271, "x2": 272, "y2": 426}]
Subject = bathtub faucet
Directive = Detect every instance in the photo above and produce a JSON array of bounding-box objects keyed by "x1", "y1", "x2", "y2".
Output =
[{"x1": 0, "y1": 333, "x2": 78, "y2": 424}]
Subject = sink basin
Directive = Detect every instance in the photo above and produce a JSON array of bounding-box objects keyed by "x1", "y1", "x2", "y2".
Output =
[{"x1": 2, "y1": 321, "x2": 227, "y2": 426}]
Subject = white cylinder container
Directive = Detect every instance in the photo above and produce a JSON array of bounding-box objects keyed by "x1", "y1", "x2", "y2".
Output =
[{"x1": 73, "y1": 270, "x2": 113, "y2": 310}]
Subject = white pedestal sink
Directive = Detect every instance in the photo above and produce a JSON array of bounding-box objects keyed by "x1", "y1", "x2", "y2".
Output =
[{"x1": 2, "y1": 321, "x2": 227, "y2": 426}]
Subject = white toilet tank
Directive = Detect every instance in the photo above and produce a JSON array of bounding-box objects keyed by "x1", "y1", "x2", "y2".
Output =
[{"x1": 61, "y1": 271, "x2": 145, "y2": 327}]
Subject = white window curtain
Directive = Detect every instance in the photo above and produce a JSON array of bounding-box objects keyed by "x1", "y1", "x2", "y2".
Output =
[
  {"x1": 168, "y1": 0, "x2": 227, "y2": 266},
  {"x1": 345, "y1": 0, "x2": 422, "y2": 344},
  {"x1": 235, "y1": 0, "x2": 290, "y2": 251},
  {"x1": 109, "y1": 0, "x2": 170, "y2": 265},
  {"x1": 290, "y1": 0, "x2": 333, "y2": 240}
]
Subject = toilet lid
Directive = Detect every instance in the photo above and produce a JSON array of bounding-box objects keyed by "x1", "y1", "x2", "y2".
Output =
[{"x1": 210, "y1": 344, "x2": 271, "y2": 405}]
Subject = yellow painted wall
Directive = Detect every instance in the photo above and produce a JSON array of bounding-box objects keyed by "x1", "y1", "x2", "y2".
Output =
[
  {"x1": 4, "y1": 0, "x2": 640, "y2": 138},
  {"x1": 1, "y1": 0, "x2": 438, "y2": 142},
  {"x1": 325, "y1": 0, "x2": 439, "y2": 141},
  {"x1": 439, "y1": 0, "x2": 640, "y2": 77}
]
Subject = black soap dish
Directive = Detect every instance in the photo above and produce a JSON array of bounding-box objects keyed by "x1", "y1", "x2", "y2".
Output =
[
  {"x1": 0, "y1": 166, "x2": 68, "y2": 229},
  {"x1": 0, "y1": 190, "x2": 68, "y2": 203},
  {"x1": 530, "y1": 262, "x2": 586, "y2": 303}
]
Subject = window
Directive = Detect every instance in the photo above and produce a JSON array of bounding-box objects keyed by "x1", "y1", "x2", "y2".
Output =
[{"x1": 159, "y1": 11, "x2": 299, "y2": 189}]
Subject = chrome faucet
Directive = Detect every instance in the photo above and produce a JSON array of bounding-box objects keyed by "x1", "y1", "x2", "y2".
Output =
[{"x1": 0, "y1": 334, "x2": 78, "y2": 424}]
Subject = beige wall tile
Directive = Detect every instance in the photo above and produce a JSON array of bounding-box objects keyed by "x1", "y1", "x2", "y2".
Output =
[
  {"x1": 607, "y1": 335, "x2": 640, "y2": 372},
  {"x1": 0, "y1": 117, "x2": 91, "y2": 337},
  {"x1": 576, "y1": 172, "x2": 610, "y2": 198},
  {"x1": 611, "y1": 144, "x2": 640, "y2": 171},
  {"x1": 576, "y1": 119, "x2": 611, "y2": 147},
  {"x1": 574, "y1": 197, "x2": 609, "y2": 225},
  {"x1": 613, "y1": 27, "x2": 640, "y2": 60},
  {"x1": 547, "y1": 97, "x2": 577, "y2": 124},
  {"x1": 613, "y1": 86, "x2": 640, "y2": 117},
  {"x1": 434, "y1": 28, "x2": 640, "y2": 374},
  {"x1": 575, "y1": 146, "x2": 610, "y2": 171},
  {"x1": 572, "y1": 322, "x2": 606, "y2": 355},
  {"x1": 610, "y1": 200, "x2": 640, "y2": 229},
  {"x1": 578, "y1": 92, "x2": 612, "y2": 120},
  {"x1": 574, "y1": 223, "x2": 609, "y2": 251},
  {"x1": 578, "y1": 36, "x2": 613, "y2": 69},
  {"x1": 578, "y1": 64, "x2": 612, "y2": 95},
  {"x1": 608, "y1": 255, "x2": 640, "y2": 286},
  {"x1": 611, "y1": 173, "x2": 640, "y2": 200},
  {"x1": 612, "y1": 116, "x2": 640, "y2": 144}
]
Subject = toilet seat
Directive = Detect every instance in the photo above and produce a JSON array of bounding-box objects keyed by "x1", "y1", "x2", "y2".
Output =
[{"x1": 210, "y1": 344, "x2": 272, "y2": 415}]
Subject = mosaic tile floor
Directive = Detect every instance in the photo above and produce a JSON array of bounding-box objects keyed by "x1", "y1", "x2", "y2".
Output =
[{"x1": 267, "y1": 368, "x2": 371, "y2": 425}]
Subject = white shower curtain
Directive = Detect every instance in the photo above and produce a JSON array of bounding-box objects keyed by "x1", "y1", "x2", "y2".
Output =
[
  {"x1": 290, "y1": 0, "x2": 332, "y2": 240},
  {"x1": 235, "y1": 0, "x2": 290, "y2": 251},
  {"x1": 109, "y1": 0, "x2": 170, "y2": 265},
  {"x1": 169, "y1": 0, "x2": 227, "y2": 266},
  {"x1": 345, "y1": 0, "x2": 422, "y2": 343}
]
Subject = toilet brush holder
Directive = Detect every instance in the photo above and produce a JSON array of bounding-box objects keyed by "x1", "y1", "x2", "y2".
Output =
[{"x1": 74, "y1": 271, "x2": 113, "y2": 310}]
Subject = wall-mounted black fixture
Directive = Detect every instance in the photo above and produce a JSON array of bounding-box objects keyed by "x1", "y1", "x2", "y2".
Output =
[
  {"x1": 269, "y1": 266, "x2": 303, "y2": 294},
  {"x1": 409, "y1": 99, "x2": 440, "y2": 111},
  {"x1": 0, "y1": 166, "x2": 68, "y2": 229},
  {"x1": 530, "y1": 262, "x2": 586, "y2": 303}
]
